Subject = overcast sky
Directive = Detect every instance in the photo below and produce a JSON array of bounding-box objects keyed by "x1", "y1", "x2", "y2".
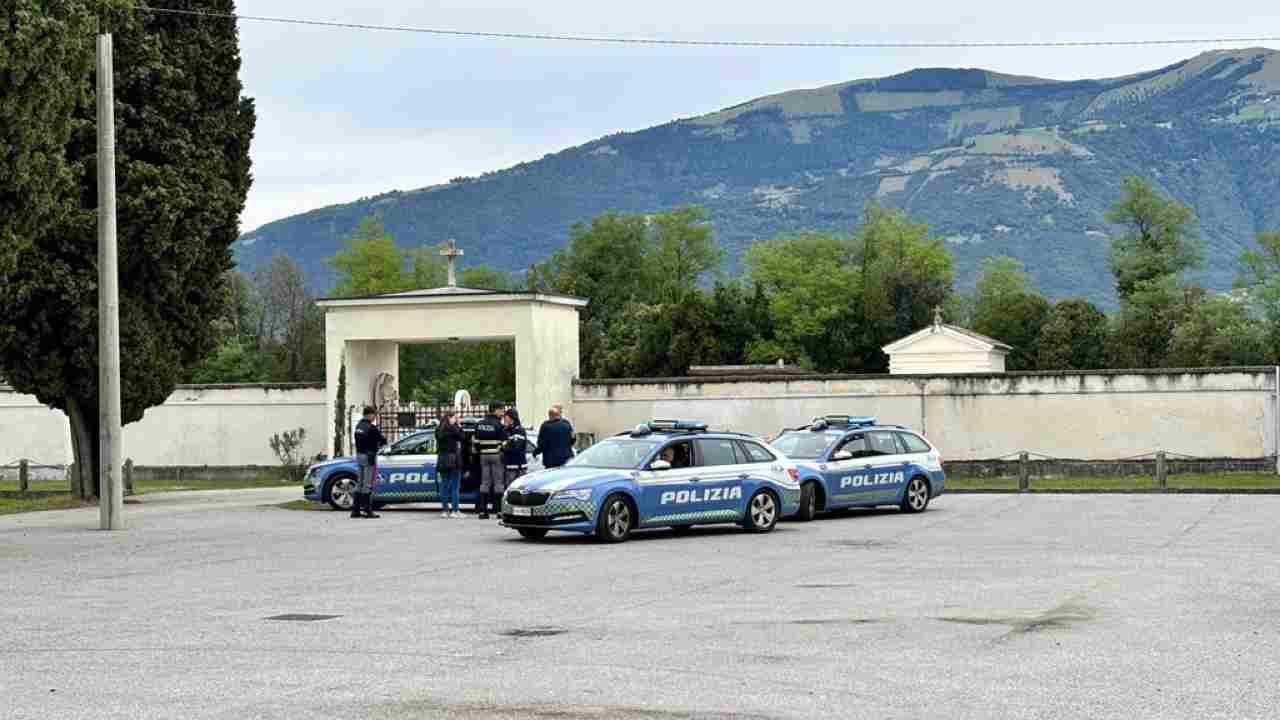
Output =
[{"x1": 234, "y1": 1, "x2": 1277, "y2": 232}]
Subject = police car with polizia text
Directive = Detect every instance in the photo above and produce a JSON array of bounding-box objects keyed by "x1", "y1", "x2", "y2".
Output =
[
  {"x1": 302, "y1": 420, "x2": 541, "y2": 511},
  {"x1": 770, "y1": 415, "x2": 945, "y2": 520},
  {"x1": 500, "y1": 420, "x2": 802, "y2": 542}
]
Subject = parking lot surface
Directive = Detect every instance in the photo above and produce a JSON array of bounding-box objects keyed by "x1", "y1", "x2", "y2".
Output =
[{"x1": 1, "y1": 489, "x2": 1277, "y2": 719}]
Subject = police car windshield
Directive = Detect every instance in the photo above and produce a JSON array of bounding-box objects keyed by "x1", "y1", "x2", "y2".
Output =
[
  {"x1": 387, "y1": 432, "x2": 431, "y2": 453},
  {"x1": 569, "y1": 438, "x2": 662, "y2": 469},
  {"x1": 772, "y1": 431, "x2": 839, "y2": 460}
]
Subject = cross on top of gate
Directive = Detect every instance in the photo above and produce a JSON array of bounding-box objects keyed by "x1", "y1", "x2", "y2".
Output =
[{"x1": 439, "y1": 239, "x2": 464, "y2": 287}]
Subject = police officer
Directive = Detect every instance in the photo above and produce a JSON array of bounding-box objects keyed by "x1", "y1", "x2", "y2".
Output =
[
  {"x1": 499, "y1": 408, "x2": 529, "y2": 517},
  {"x1": 352, "y1": 405, "x2": 388, "y2": 519},
  {"x1": 473, "y1": 402, "x2": 507, "y2": 519}
]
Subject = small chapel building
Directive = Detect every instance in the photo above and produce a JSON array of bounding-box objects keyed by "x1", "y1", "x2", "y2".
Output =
[{"x1": 881, "y1": 310, "x2": 1012, "y2": 375}]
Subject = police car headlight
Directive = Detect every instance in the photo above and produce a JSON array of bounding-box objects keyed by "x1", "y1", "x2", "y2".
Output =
[{"x1": 552, "y1": 488, "x2": 592, "y2": 502}]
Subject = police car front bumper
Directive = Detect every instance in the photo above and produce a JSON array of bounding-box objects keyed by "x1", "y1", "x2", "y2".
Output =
[{"x1": 500, "y1": 495, "x2": 596, "y2": 533}]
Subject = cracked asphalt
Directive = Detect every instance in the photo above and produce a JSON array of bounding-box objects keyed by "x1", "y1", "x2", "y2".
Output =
[{"x1": 1, "y1": 489, "x2": 1277, "y2": 719}]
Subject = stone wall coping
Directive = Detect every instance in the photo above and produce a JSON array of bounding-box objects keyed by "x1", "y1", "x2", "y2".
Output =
[
  {"x1": 575, "y1": 366, "x2": 1279, "y2": 387},
  {"x1": 3, "y1": 381, "x2": 325, "y2": 393}
]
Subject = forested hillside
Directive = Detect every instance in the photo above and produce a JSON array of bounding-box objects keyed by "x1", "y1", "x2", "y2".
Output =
[{"x1": 235, "y1": 48, "x2": 1280, "y2": 305}]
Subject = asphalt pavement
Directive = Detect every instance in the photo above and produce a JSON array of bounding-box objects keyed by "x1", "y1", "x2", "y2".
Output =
[{"x1": 1, "y1": 488, "x2": 1277, "y2": 719}]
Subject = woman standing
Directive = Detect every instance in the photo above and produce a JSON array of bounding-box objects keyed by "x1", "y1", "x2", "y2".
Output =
[{"x1": 435, "y1": 411, "x2": 465, "y2": 518}]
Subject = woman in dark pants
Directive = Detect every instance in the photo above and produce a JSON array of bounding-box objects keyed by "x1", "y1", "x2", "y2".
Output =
[{"x1": 434, "y1": 411, "x2": 465, "y2": 518}]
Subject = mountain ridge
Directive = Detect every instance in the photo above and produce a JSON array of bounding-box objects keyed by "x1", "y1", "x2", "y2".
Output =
[{"x1": 235, "y1": 47, "x2": 1280, "y2": 305}]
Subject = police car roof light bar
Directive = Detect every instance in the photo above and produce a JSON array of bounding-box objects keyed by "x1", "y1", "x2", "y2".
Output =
[
  {"x1": 647, "y1": 419, "x2": 709, "y2": 432},
  {"x1": 810, "y1": 414, "x2": 877, "y2": 431}
]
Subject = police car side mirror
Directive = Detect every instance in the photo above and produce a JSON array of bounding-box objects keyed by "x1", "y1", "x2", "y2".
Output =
[
  {"x1": 649, "y1": 459, "x2": 673, "y2": 471},
  {"x1": 832, "y1": 450, "x2": 853, "y2": 461}
]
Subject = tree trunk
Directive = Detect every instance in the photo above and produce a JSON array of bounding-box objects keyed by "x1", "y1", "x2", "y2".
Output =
[{"x1": 66, "y1": 395, "x2": 99, "y2": 500}]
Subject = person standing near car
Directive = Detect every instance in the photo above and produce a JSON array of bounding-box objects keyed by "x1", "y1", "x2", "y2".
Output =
[
  {"x1": 434, "y1": 411, "x2": 465, "y2": 518},
  {"x1": 352, "y1": 405, "x2": 387, "y2": 519},
  {"x1": 499, "y1": 408, "x2": 529, "y2": 516},
  {"x1": 534, "y1": 405, "x2": 576, "y2": 469},
  {"x1": 473, "y1": 402, "x2": 507, "y2": 519}
]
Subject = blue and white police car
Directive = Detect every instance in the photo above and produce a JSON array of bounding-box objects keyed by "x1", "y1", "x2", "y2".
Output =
[
  {"x1": 500, "y1": 420, "x2": 802, "y2": 542},
  {"x1": 302, "y1": 422, "x2": 541, "y2": 511},
  {"x1": 770, "y1": 415, "x2": 945, "y2": 521}
]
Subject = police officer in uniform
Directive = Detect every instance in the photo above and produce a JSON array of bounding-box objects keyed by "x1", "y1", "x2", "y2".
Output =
[
  {"x1": 499, "y1": 408, "x2": 529, "y2": 517},
  {"x1": 473, "y1": 403, "x2": 507, "y2": 519},
  {"x1": 352, "y1": 405, "x2": 388, "y2": 519}
]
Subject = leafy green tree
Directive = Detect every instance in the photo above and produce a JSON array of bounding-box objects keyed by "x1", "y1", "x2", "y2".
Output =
[
  {"x1": 1167, "y1": 294, "x2": 1267, "y2": 367},
  {"x1": 745, "y1": 232, "x2": 861, "y2": 369},
  {"x1": 188, "y1": 340, "x2": 266, "y2": 385},
  {"x1": 0, "y1": 1, "x2": 96, "y2": 276},
  {"x1": 645, "y1": 205, "x2": 723, "y2": 304},
  {"x1": 329, "y1": 216, "x2": 409, "y2": 296},
  {"x1": 0, "y1": 2, "x2": 255, "y2": 498},
  {"x1": 1107, "y1": 277, "x2": 1193, "y2": 368},
  {"x1": 532, "y1": 211, "x2": 650, "y2": 377},
  {"x1": 1106, "y1": 176, "x2": 1200, "y2": 300},
  {"x1": 1237, "y1": 231, "x2": 1280, "y2": 363},
  {"x1": 1036, "y1": 299, "x2": 1109, "y2": 370},
  {"x1": 857, "y1": 205, "x2": 955, "y2": 371},
  {"x1": 971, "y1": 257, "x2": 1051, "y2": 370}
]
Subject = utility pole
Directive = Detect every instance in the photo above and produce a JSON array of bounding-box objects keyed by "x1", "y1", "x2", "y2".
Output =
[{"x1": 97, "y1": 32, "x2": 123, "y2": 530}]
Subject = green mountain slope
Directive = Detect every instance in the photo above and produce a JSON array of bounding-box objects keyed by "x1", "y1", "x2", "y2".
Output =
[{"x1": 235, "y1": 48, "x2": 1280, "y2": 305}]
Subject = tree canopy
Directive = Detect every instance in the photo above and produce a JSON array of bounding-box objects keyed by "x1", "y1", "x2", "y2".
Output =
[{"x1": 0, "y1": 2, "x2": 256, "y2": 498}]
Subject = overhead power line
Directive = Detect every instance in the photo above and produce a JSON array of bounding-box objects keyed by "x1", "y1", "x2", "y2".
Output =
[{"x1": 136, "y1": 6, "x2": 1280, "y2": 49}]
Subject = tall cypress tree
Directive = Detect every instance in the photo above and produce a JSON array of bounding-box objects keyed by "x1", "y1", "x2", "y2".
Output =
[{"x1": 0, "y1": 1, "x2": 255, "y2": 498}]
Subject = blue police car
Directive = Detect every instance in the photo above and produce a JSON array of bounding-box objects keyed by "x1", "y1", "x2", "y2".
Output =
[
  {"x1": 302, "y1": 421, "x2": 541, "y2": 511},
  {"x1": 499, "y1": 420, "x2": 802, "y2": 542},
  {"x1": 770, "y1": 415, "x2": 945, "y2": 521}
]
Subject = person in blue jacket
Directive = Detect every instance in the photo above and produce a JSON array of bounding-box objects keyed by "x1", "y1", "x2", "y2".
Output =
[
  {"x1": 499, "y1": 408, "x2": 529, "y2": 516},
  {"x1": 533, "y1": 405, "x2": 575, "y2": 469}
]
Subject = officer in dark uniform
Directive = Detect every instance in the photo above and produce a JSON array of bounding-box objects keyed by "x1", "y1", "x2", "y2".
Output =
[
  {"x1": 499, "y1": 408, "x2": 529, "y2": 517},
  {"x1": 472, "y1": 403, "x2": 507, "y2": 519},
  {"x1": 352, "y1": 405, "x2": 388, "y2": 519}
]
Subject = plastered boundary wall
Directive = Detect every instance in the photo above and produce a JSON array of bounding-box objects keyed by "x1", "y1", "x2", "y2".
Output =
[
  {"x1": 0, "y1": 383, "x2": 327, "y2": 467},
  {"x1": 572, "y1": 368, "x2": 1279, "y2": 462}
]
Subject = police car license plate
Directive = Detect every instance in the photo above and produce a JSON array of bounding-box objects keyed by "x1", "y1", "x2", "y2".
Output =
[{"x1": 512, "y1": 506, "x2": 532, "y2": 516}]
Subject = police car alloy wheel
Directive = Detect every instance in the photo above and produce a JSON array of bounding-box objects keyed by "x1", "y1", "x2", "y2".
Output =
[
  {"x1": 901, "y1": 476, "x2": 931, "y2": 514},
  {"x1": 324, "y1": 476, "x2": 357, "y2": 511},
  {"x1": 743, "y1": 490, "x2": 779, "y2": 533},
  {"x1": 595, "y1": 494, "x2": 634, "y2": 543}
]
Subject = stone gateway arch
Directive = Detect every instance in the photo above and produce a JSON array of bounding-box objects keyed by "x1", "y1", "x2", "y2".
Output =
[{"x1": 317, "y1": 285, "x2": 586, "y2": 457}]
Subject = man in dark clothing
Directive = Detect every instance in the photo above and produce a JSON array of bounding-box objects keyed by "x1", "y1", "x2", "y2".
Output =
[
  {"x1": 352, "y1": 405, "x2": 388, "y2": 519},
  {"x1": 499, "y1": 409, "x2": 529, "y2": 516},
  {"x1": 473, "y1": 403, "x2": 507, "y2": 519},
  {"x1": 534, "y1": 406, "x2": 576, "y2": 469}
]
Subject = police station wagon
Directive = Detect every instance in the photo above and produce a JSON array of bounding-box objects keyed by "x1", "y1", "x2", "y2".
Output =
[
  {"x1": 500, "y1": 420, "x2": 802, "y2": 542},
  {"x1": 302, "y1": 422, "x2": 541, "y2": 511},
  {"x1": 771, "y1": 415, "x2": 945, "y2": 520}
]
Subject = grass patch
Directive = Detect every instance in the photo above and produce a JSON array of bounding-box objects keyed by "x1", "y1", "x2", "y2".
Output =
[
  {"x1": 133, "y1": 474, "x2": 295, "y2": 495},
  {"x1": 949, "y1": 472, "x2": 1280, "y2": 492},
  {"x1": 0, "y1": 494, "x2": 93, "y2": 516},
  {"x1": 0, "y1": 474, "x2": 299, "y2": 516}
]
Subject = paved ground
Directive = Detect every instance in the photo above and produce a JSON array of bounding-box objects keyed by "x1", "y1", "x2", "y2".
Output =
[{"x1": 2, "y1": 489, "x2": 1278, "y2": 719}]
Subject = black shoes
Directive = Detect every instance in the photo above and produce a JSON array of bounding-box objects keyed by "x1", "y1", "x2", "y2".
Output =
[
  {"x1": 478, "y1": 493, "x2": 490, "y2": 519},
  {"x1": 351, "y1": 492, "x2": 380, "y2": 519}
]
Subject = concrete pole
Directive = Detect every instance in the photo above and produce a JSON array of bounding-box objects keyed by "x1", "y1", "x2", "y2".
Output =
[{"x1": 97, "y1": 34, "x2": 124, "y2": 530}]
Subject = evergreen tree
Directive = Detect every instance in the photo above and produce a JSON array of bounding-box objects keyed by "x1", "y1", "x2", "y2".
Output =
[{"x1": 0, "y1": 2, "x2": 256, "y2": 498}]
